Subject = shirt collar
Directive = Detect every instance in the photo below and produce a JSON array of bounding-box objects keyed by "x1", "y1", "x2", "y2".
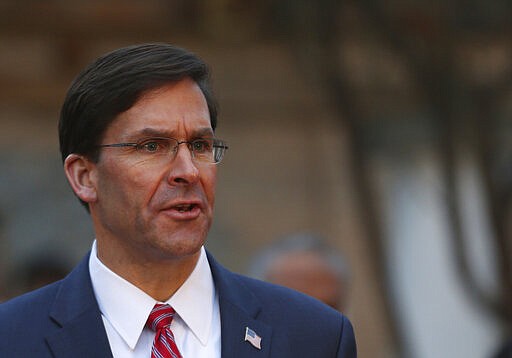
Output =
[{"x1": 89, "y1": 241, "x2": 215, "y2": 349}]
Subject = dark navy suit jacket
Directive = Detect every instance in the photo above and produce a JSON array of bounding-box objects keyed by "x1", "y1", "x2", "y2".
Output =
[{"x1": 0, "y1": 252, "x2": 356, "y2": 357}]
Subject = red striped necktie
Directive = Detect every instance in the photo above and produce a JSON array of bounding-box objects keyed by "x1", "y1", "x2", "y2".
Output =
[{"x1": 146, "y1": 304, "x2": 183, "y2": 358}]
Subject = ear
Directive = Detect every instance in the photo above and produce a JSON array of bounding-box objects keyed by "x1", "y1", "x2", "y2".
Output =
[{"x1": 64, "y1": 154, "x2": 98, "y2": 204}]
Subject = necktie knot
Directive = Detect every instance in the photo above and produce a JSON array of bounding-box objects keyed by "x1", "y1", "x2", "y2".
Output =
[
  {"x1": 146, "y1": 304, "x2": 176, "y2": 332},
  {"x1": 146, "y1": 304, "x2": 183, "y2": 358}
]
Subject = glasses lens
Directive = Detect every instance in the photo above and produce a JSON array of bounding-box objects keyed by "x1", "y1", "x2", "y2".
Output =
[
  {"x1": 131, "y1": 137, "x2": 226, "y2": 164},
  {"x1": 212, "y1": 139, "x2": 227, "y2": 163},
  {"x1": 192, "y1": 138, "x2": 227, "y2": 164},
  {"x1": 190, "y1": 138, "x2": 213, "y2": 162}
]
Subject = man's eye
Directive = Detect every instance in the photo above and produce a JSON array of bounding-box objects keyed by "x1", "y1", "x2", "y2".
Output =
[
  {"x1": 192, "y1": 139, "x2": 212, "y2": 153},
  {"x1": 139, "y1": 139, "x2": 168, "y2": 153}
]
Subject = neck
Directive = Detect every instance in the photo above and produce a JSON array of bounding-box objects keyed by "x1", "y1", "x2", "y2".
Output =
[{"x1": 95, "y1": 240, "x2": 201, "y2": 302}]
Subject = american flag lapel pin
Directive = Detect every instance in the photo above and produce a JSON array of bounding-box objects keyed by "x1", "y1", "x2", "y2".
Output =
[{"x1": 244, "y1": 326, "x2": 262, "y2": 350}]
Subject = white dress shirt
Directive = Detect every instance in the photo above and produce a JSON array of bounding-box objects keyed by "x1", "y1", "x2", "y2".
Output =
[{"x1": 89, "y1": 241, "x2": 221, "y2": 357}]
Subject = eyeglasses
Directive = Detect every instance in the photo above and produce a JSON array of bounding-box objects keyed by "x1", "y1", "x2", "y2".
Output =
[{"x1": 98, "y1": 137, "x2": 228, "y2": 164}]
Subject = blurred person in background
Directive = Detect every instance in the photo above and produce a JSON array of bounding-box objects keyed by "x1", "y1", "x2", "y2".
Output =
[
  {"x1": 249, "y1": 233, "x2": 351, "y2": 312},
  {"x1": 19, "y1": 254, "x2": 70, "y2": 293},
  {"x1": 1, "y1": 252, "x2": 69, "y2": 301},
  {"x1": 0, "y1": 43, "x2": 356, "y2": 357}
]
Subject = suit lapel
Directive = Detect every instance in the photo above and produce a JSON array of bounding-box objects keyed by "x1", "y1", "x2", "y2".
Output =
[
  {"x1": 218, "y1": 300, "x2": 272, "y2": 358},
  {"x1": 44, "y1": 250, "x2": 276, "y2": 357},
  {"x1": 45, "y1": 254, "x2": 113, "y2": 358},
  {"x1": 207, "y1": 252, "x2": 272, "y2": 358}
]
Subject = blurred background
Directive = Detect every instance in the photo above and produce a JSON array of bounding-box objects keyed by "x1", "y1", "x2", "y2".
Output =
[{"x1": 0, "y1": 1, "x2": 511, "y2": 357}]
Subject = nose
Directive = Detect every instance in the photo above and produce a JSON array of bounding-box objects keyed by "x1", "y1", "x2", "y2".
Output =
[{"x1": 166, "y1": 144, "x2": 200, "y2": 185}]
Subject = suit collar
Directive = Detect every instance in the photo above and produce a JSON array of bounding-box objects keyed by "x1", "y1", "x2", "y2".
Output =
[
  {"x1": 207, "y1": 252, "x2": 272, "y2": 358},
  {"x1": 45, "y1": 253, "x2": 113, "y2": 357},
  {"x1": 44, "y1": 250, "x2": 273, "y2": 358}
]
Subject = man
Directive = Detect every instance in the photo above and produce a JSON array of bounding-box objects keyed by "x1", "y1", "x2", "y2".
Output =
[
  {"x1": 249, "y1": 233, "x2": 351, "y2": 312},
  {"x1": 0, "y1": 43, "x2": 356, "y2": 357}
]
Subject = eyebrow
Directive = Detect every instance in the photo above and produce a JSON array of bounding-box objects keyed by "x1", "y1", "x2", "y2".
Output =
[{"x1": 127, "y1": 127, "x2": 214, "y2": 140}]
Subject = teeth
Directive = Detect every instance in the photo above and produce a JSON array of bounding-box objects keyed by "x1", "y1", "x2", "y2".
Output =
[{"x1": 175, "y1": 204, "x2": 193, "y2": 212}]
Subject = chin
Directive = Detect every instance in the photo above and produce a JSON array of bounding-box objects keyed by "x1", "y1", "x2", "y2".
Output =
[{"x1": 159, "y1": 233, "x2": 206, "y2": 257}]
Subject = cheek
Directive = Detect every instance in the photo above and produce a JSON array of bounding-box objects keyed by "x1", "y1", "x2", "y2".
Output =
[
  {"x1": 130, "y1": 174, "x2": 165, "y2": 211},
  {"x1": 201, "y1": 167, "x2": 217, "y2": 205},
  {"x1": 99, "y1": 163, "x2": 158, "y2": 207}
]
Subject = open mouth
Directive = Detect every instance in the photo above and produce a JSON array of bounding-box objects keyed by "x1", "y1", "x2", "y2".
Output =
[
  {"x1": 162, "y1": 202, "x2": 202, "y2": 220},
  {"x1": 173, "y1": 204, "x2": 198, "y2": 213}
]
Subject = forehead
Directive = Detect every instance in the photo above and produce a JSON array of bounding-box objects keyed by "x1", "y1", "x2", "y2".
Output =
[{"x1": 106, "y1": 79, "x2": 212, "y2": 140}]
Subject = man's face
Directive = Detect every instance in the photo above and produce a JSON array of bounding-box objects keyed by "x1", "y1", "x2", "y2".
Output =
[
  {"x1": 89, "y1": 78, "x2": 217, "y2": 264},
  {"x1": 266, "y1": 252, "x2": 345, "y2": 311}
]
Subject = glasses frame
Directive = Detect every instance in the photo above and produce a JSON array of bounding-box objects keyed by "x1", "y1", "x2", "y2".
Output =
[{"x1": 97, "y1": 137, "x2": 229, "y2": 164}]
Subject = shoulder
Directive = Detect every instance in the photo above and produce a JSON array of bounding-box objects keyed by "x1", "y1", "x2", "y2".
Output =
[
  {"x1": 0, "y1": 280, "x2": 62, "y2": 353},
  {"x1": 0, "y1": 280, "x2": 61, "y2": 326},
  {"x1": 0, "y1": 253, "x2": 93, "y2": 333},
  {"x1": 229, "y1": 273, "x2": 357, "y2": 356},
  {"x1": 235, "y1": 272, "x2": 346, "y2": 322},
  {"x1": 211, "y1": 252, "x2": 356, "y2": 355},
  {"x1": 208, "y1": 251, "x2": 349, "y2": 325}
]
